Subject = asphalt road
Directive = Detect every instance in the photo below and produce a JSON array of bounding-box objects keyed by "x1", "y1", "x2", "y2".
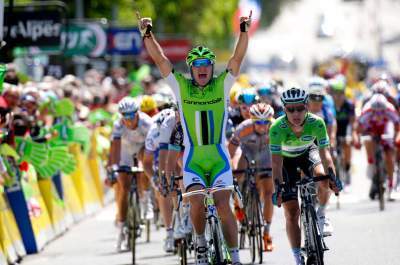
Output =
[{"x1": 22, "y1": 148, "x2": 400, "y2": 265}]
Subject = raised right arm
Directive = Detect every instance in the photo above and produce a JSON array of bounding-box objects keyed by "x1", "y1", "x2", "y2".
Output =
[{"x1": 139, "y1": 17, "x2": 173, "y2": 78}]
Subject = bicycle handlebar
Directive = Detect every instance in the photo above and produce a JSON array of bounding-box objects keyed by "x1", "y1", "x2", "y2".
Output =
[
  {"x1": 360, "y1": 134, "x2": 393, "y2": 141},
  {"x1": 182, "y1": 185, "x2": 235, "y2": 198},
  {"x1": 232, "y1": 167, "x2": 272, "y2": 175},
  {"x1": 112, "y1": 166, "x2": 144, "y2": 174},
  {"x1": 295, "y1": 175, "x2": 330, "y2": 186}
]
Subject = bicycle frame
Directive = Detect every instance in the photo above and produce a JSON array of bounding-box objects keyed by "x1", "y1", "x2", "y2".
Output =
[
  {"x1": 183, "y1": 186, "x2": 237, "y2": 264},
  {"x1": 298, "y1": 174, "x2": 330, "y2": 265},
  {"x1": 114, "y1": 166, "x2": 144, "y2": 265},
  {"x1": 233, "y1": 157, "x2": 270, "y2": 264}
]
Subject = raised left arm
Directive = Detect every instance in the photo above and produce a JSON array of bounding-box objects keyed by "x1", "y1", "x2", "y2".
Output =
[{"x1": 227, "y1": 12, "x2": 251, "y2": 77}]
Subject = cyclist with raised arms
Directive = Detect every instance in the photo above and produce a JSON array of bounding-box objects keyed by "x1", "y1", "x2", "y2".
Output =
[
  {"x1": 269, "y1": 87, "x2": 342, "y2": 265},
  {"x1": 139, "y1": 10, "x2": 251, "y2": 265}
]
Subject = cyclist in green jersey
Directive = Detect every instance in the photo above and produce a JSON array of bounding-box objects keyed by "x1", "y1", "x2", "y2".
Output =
[
  {"x1": 139, "y1": 11, "x2": 251, "y2": 265},
  {"x1": 269, "y1": 87, "x2": 342, "y2": 265}
]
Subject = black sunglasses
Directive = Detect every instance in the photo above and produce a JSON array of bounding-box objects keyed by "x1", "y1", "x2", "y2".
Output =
[
  {"x1": 285, "y1": 105, "x2": 306, "y2": 113},
  {"x1": 309, "y1": 94, "x2": 324, "y2": 102}
]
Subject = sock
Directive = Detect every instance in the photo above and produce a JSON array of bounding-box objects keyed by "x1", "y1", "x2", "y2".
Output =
[
  {"x1": 292, "y1": 248, "x2": 303, "y2": 265},
  {"x1": 182, "y1": 203, "x2": 190, "y2": 214},
  {"x1": 317, "y1": 204, "x2": 326, "y2": 217},
  {"x1": 195, "y1": 233, "x2": 206, "y2": 247},
  {"x1": 264, "y1": 222, "x2": 271, "y2": 235},
  {"x1": 229, "y1": 247, "x2": 240, "y2": 264},
  {"x1": 166, "y1": 228, "x2": 173, "y2": 238}
]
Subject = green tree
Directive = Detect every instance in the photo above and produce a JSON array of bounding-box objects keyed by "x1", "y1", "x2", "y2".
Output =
[
  {"x1": 132, "y1": 0, "x2": 238, "y2": 49},
  {"x1": 260, "y1": 0, "x2": 298, "y2": 28}
]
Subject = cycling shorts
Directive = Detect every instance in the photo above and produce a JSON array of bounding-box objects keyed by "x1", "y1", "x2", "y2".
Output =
[{"x1": 281, "y1": 144, "x2": 321, "y2": 203}]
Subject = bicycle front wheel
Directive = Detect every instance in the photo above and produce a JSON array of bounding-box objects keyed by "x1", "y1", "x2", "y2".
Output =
[
  {"x1": 128, "y1": 192, "x2": 139, "y2": 264},
  {"x1": 177, "y1": 238, "x2": 188, "y2": 265},
  {"x1": 208, "y1": 218, "x2": 225, "y2": 265},
  {"x1": 306, "y1": 205, "x2": 324, "y2": 265},
  {"x1": 247, "y1": 194, "x2": 264, "y2": 264}
]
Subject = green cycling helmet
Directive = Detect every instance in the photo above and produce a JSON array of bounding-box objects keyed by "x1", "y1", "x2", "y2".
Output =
[
  {"x1": 186, "y1": 46, "x2": 216, "y2": 66},
  {"x1": 329, "y1": 77, "x2": 346, "y2": 92}
]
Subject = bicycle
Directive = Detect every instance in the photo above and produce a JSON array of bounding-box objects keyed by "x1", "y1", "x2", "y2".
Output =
[
  {"x1": 233, "y1": 158, "x2": 271, "y2": 264},
  {"x1": 371, "y1": 135, "x2": 387, "y2": 210},
  {"x1": 169, "y1": 175, "x2": 194, "y2": 265},
  {"x1": 183, "y1": 183, "x2": 239, "y2": 265},
  {"x1": 111, "y1": 165, "x2": 144, "y2": 265},
  {"x1": 362, "y1": 134, "x2": 391, "y2": 210},
  {"x1": 332, "y1": 136, "x2": 350, "y2": 209},
  {"x1": 295, "y1": 169, "x2": 336, "y2": 265}
]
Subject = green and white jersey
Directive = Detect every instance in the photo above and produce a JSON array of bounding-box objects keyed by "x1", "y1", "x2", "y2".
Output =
[
  {"x1": 269, "y1": 112, "x2": 330, "y2": 157},
  {"x1": 165, "y1": 70, "x2": 235, "y2": 147}
]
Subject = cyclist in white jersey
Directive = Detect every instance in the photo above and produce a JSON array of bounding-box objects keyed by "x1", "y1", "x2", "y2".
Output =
[
  {"x1": 107, "y1": 97, "x2": 152, "y2": 252},
  {"x1": 143, "y1": 108, "x2": 176, "y2": 252}
]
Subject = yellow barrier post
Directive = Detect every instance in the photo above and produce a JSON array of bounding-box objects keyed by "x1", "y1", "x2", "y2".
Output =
[
  {"x1": 37, "y1": 178, "x2": 68, "y2": 236},
  {"x1": 24, "y1": 165, "x2": 55, "y2": 249},
  {"x1": 0, "y1": 192, "x2": 21, "y2": 264},
  {"x1": 0, "y1": 244, "x2": 6, "y2": 265}
]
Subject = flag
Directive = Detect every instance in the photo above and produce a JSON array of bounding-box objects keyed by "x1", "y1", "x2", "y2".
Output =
[{"x1": 233, "y1": 0, "x2": 262, "y2": 36}]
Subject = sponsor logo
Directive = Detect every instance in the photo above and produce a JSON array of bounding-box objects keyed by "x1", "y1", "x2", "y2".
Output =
[
  {"x1": 215, "y1": 179, "x2": 224, "y2": 185},
  {"x1": 319, "y1": 139, "x2": 329, "y2": 146},
  {"x1": 279, "y1": 123, "x2": 288, "y2": 129},
  {"x1": 183, "y1": 97, "x2": 222, "y2": 105},
  {"x1": 192, "y1": 177, "x2": 201, "y2": 182},
  {"x1": 301, "y1": 135, "x2": 313, "y2": 141},
  {"x1": 270, "y1": 145, "x2": 281, "y2": 152}
]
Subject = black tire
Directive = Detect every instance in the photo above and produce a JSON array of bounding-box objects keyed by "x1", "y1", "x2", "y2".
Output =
[
  {"x1": 239, "y1": 221, "x2": 246, "y2": 249},
  {"x1": 153, "y1": 209, "x2": 160, "y2": 230},
  {"x1": 376, "y1": 150, "x2": 385, "y2": 211},
  {"x1": 377, "y1": 162, "x2": 385, "y2": 211},
  {"x1": 211, "y1": 219, "x2": 224, "y2": 265},
  {"x1": 248, "y1": 194, "x2": 263, "y2": 264},
  {"x1": 247, "y1": 196, "x2": 261, "y2": 264},
  {"x1": 307, "y1": 205, "x2": 324, "y2": 265},
  {"x1": 178, "y1": 239, "x2": 187, "y2": 265},
  {"x1": 128, "y1": 192, "x2": 138, "y2": 265},
  {"x1": 239, "y1": 183, "x2": 249, "y2": 250},
  {"x1": 255, "y1": 199, "x2": 264, "y2": 264}
]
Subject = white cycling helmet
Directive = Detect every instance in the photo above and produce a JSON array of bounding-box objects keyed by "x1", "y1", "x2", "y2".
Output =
[
  {"x1": 281, "y1": 87, "x2": 308, "y2": 105},
  {"x1": 369, "y1": 94, "x2": 389, "y2": 111},
  {"x1": 249, "y1": 103, "x2": 274, "y2": 120},
  {"x1": 118, "y1": 97, "x2": 139, "y2": 114},
  {"x1": 371, "y1": 80, "x2": 390, "y2": 95},
  {"x1": 307, "y1": 76, "x2": 327, "y2": 95}
]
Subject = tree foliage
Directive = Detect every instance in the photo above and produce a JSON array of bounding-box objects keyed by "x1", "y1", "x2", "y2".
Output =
[
  {"x1": 12, "y1": 0, "x2": 297, "y2": 50},
  {"x1": 132, "y1": 0, "x2": 238, "y2": 48}
]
